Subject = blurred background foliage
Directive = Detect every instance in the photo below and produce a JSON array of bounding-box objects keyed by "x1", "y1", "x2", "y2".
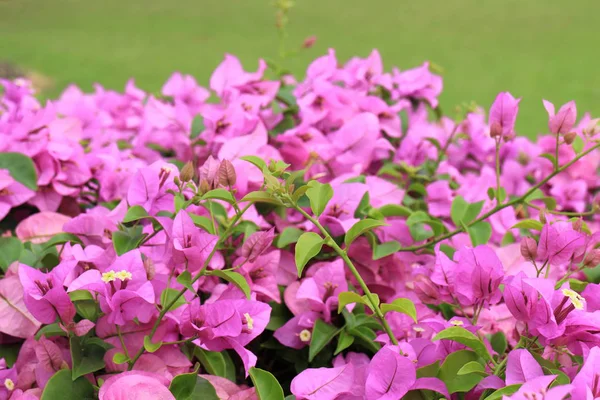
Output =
[{"x1": 1, "y1": 0, "x2": 599, "y2": 136}]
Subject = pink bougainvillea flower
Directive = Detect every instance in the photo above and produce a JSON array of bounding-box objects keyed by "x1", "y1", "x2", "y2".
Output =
[
  {"x1": 241, "y1": 228, "x2": 275, "y2": 262},
  {"x1": 0, "y1": 169, "x2": 35, "y2": 220},
  {"x1": 99, "y1": 371, "x2": 174, "y2": 400},
  {"x1": 274, "y1": 311, "x2": 320, "y2": 349},
  {"x1": 15, "y1": 211, "x2": 71, "y2": 244},
  {"x1": 68, "y1": 250, "x2": 156, "y2": 326},
  {"x1": 505, "y1": 375, "x2": 572, "y2": 400},
  {"x1": 291, "y1": 363, "x2": 356, "y2": 400},
  {"x1": 0, "y1": 274, "x2": 41, "y2": 338},
  {"x1": 392, "y1": 62, "x2": 443, "y2": 108},
  {"x1": 543, "y1": 99, "x2": 577, "y2": 135},
  {"x1": 537, "y1": 222, "x2": 586, "y2": 266},
  {"x1": 0, "y1": 363, "x2": 17, "y2": 400},
  {"x1": 296, "y1": 260, "x2": 348, "y2": 321},
  {"x1": 170, "y1": 210, "x2": 218, "y2": 272},
  {"x1": 18, "y1": 264, "x2": 75, "y2": 325},
  {"x1": 505, "y1": 349, "x2": 544, "y2": 385}
]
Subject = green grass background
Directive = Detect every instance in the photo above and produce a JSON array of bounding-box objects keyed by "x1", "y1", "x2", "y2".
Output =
[{"x1": 1, "y1": 0, "x2": 599, "y2": 136}]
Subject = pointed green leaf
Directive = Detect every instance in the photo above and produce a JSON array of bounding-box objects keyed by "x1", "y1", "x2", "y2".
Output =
[
  {"x1": 334, "y1": 331, "x2": 354, "y2": 355},
  {"x1": 208, "y1": 270, "x2": 251, "y2": 299},
  {"x1": 194, "y1": 348, "x2": 236, "y2": 382},
  {"x1": 0, "y1": 237, "x2": 23, "y2": 272},
  {"x1": 433, "y1": 326, "x2": 491, "y2": 361},
  {"x1": 467, "y1": 221, "x2": 492, "y2": 246},
  {"x1": 189, "y1": 214, "x2": 215, "y2": 234},
  {"x1": 40, "y1": 369, "x2": 94, "y2": 400},
  {"x1": 70, "y1": 336, "x2": 109, "y2": 380},
  {"x1": 345, "y1": 219, "x2": 387, "y2": 247},
  {"x1": 249, "y1": 367, "x2": 285, "y2": 400},
  {"x1": 112, "y1": 352, "x2": 129, "y2": 365},
  {"x1": 457, "y1": 361, "x2": 487, "y2": 376},
  {"x1": 309, "y1": 319, "x2": 341, "y2": 362},
  {"x1": 305, "y1": 181, "x2": 334, "y2": 217},
  {"x1": 295, "y1": 232, "x2": 323, "y2": 277},
  {"x1": 438, "y1": 350, "x2": 483, "y2": 393},
  {"x1": 337, "y1": 292, "x2": 380, "y2": 313},
  {"x1": 123, "y1": 205, "x2": 151, "y2": 223},
  {"x1": 483, "y1": 384, "x2": 522, "y2": 400},
  {"x1": 176, "y1": 271, "x2": 194, "y2": 293},
  {"x1": 275, "y1": 227, "x2": 304, "y2": 248},
  {"x1": 169, "y1": 372, "x2": 219, "y2": 400},
  {"x1": 240, "y1": 191, "x2": 283, "y2": 205},
  {"x1": 240, "y1": 156, "x2": 268, "y2": 171},
  {"x1": 160, "y1": 288, "x2": 186, "y2": 311},
  {"x1": 511, "y1": 219, "x2": 544, "y2": 231},
  {"x1": 144, "y1": 335, "x2": 163, "y2": 353},
  {"x1": 380, "y1": 298, "x2": 417, "y2": 322},
  {"x1": 0, "y1": 152, "x2": 38, "y2": 190},
  {"x1": 202, "y1": 188, "x2": 235, "y2": 204},
  {"x1": 373, "y1": 241, "x2": 401, "y2": 260},
  {"x1": 451, "y1": 196, "x2": 484, "y2": 225}
]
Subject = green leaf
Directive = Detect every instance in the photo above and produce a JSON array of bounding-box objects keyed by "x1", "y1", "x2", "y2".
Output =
[
  {"x1": 373, "y1": 241, "x2": 401, "y2": 260},
  {"x1": 433, "y1": 326, "x2": 492, "y2": 361},
  {"x1": 305, "y1": 181, "x2": 334, "y2": 217},
  {"x1": 112, "y1": 226, "x2": 145, "y2": 256},
  {"x1": 112, "y1": 352, "x2": 129, "y2": 365},
  {"x1": 249, "y1": 367, "x2": 285, "y2": 400},
  {"x1": 169, "y1": 373, "x2": 219, "y2": 400},
  {"x1": 417, "y1": 361, "x2": 440, "y2": 378},
  {"x1": 190, "y1": 115, "x2": 205, "y2": 139},
  {"x1": 467, "y1": 221, "x2": 492, "y2": 246},
  {"x1": 539, "y1": 153, "x2": 557, "y2": 165},
  {"x1": 123, "y1": 205, "x2": 151, "y2": 223},
  {"x1": 240, "y1": 156, "x2": 268, "y2": 171},
  {"x1": 483, "y1": 384, "x2": 522, "y2": 400},
  {"x1": 74, "y1": 300, "x2": 99, "y2": 321},
  {"x1": 451, "y1": 196, "x2": 484, "y2": 225},
  {"x1": 70, "y1": 336, "x2": 109, "y2": 380},
  {"x1": 0, "y1": 237, "x2": 23, "y2": 272},
  {"x1": 176, "y1": 271, "x2": 194, "y2": 293},
  {"x1": 295, "y1": 232, "x2": 323, "y2": 277},
  {"x1": 35, "y1": 323, "x2": 68, "y2": 340},
  {"x1": 374, "y1": 204, "x2": 412, "y2": 218},
  {"x1": 344, "y1": 219, "x2": 387, "y2": 247},
  {"x1": 240, "y1": 191, "x2": 283, "y2": 205},
  {"x1": 202, "y1": 188, "x2": 236, "y2": 204},
  {"x1": 208, "y1": 270, "x2": 251, "y2": 299},
  {"x1": 511, "y1": 219, "x2": 544, "y2": 231},
  {"x1": 572, "y1": 135, "x2": 584, "y2": 153},
  {"x1": 457, "y1": 361, "x2": 487, "y2": 376},
  {"x1": 194, "y1": 349, "x2": 236, "y2": 382},
  {"x1": 490, "y1": 332, "x2": 507, "y2": 355},
  {"x1": 40, "y1": 369, "x2": 95, "y2": 400},
  {"x1": 437, "y1": 350, "x2": 483, "y2": 393},
  {"x1": 337, "y1": 292, "x2": 380, "y2": 313},
  {"x1": 346, "y1": 326, "x2": 380, "y2": 353},
  {"x1": 160, "y1": 288, "x2": 186, "y2": 311},
  {"x1": 309, "y1": 319, "x2": 341, "y2": 362},
  {"x1": 144, "y1": 335, "x2": 163, "y2": 353},
  {"x1": 0, "y1": 343, "x2": 21, "y2": 367},
  {"x1": 0, "y1": 152, "x2": 38, "y2": 190},
  {"x1": 41, "y1": 233, "x2": 82, "y2": 250},
  {"x1": 188, "y1": 214, "x2": 215, "y2": 234},
  {"x1": 439, "y1": 244, "x2": 456, "y2": 259},
  {"x1": 380, "y1": 298, "x2": 417, "y2": 322},
  {"x1": 334, "y1": 331, "x2": 355, "y2": 355},
  {"x1": 68, "y1": 290, "x2": 94, "y2": 302},
  {"x1": 276, "y1": 227, "x2": 304, "y2": 248}
]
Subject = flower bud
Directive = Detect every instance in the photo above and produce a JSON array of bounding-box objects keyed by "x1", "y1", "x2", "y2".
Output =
[
  {"x1": 520, "y1": 237, "x2": 538, "y2": 261},
  {"x1": 572, "y1": 218, "x2": 583, "y2": 232},
  {"x1": 218, "y1": 159, "x2": 236, "y2": 188},
  {"x1": 539, "y1": 208, "x2": 547, "y2": 224},
  {"x1": 583, "y1": 250, "x2": 600, "y2": 268},
  {"x1": 489, "y1": 121, "x2": 503, "y2": 138},
  {"x1": 180, "y1": 161, "x2": 195, "y2": 182},
  {"x1": 488, "y1": 92, "x2": 521, "y2": 140},
  {"x1": 302, "y1": 35, "x2": 317, "y2": 49},
  {"x1": 564, "y1": 131, "x2": 577, "y2": 145},
  {"x1": 199, "y1": 179, "x2": 210, "y2": 195},
  {"x1": 583, "y1": 118, "x2": 600, "y2": 136},
  {"x1": 173, "y1": 176, "x2": 181, "y2": 188}
]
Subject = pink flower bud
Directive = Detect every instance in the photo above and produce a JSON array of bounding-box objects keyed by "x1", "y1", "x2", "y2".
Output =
[
  {"x1": 302, "y1": 36, "x2": 317, "y2": 49},
  {"x1": 584, "y1": 250, "x2": 600, "y2": 268},
  {"x1": 564, "y1": 131, "x2": 577, "y2": 145},
  {"x1": 199, "y1": 155, "x2": 220, "y2": 189},
  {"x1": 543, "y1": 100, "x2": 577, "y2": 135},
  {"x1": 520, "y1": 237, "x2": 538, "y2": 261},
  {"x1": 218, "y1": 159, "x2": 236, "y2": 188},
  {"x1": 489, "y1": 92, "x2": 521, "y2": 140},
  {"x1": 241, "y1": 228, "x2": 275, "y2": 262}
]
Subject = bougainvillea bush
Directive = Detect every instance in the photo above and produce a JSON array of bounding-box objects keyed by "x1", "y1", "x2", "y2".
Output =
[{"x1": 1, "y1": 49, "x2": 600, "y2": 400}]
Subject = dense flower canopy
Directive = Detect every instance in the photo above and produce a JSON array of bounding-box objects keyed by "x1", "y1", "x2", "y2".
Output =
[{"x1": 0, "y1": 49, "x2": 599, "y2": 399}]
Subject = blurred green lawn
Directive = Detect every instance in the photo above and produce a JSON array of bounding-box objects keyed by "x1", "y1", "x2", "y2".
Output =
[{"x1": 1, "y1": 0, "x2": 599, "y2": 136}]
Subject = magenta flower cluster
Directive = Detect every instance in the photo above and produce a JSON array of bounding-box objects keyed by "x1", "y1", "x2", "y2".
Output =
[{"x1": 0, "y1": 49, "x2": 600, "y2": 400}]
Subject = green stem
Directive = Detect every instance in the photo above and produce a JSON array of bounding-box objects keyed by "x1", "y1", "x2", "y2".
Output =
[
  {"x1": 397, "y1": 142, "x2": 600, "y2": 253},
  {"x1": 116, "y1": 326, "x2": 130, "y2": 360},
  {"x1": 525, "y1": 201, "x2": 596, "y2": 217},
  {"x1": 495, "y1": 138, "x2": 502, "y2": 206},
  {"x1": 555, "y1": 133, "x2": 560, "y2": 171},
  {"x1": 127, "y1": 203, "x2": 253, "y2": 370},
  {"x1": 294, "y1": 206, "x2": 399, "y2": 346}
]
